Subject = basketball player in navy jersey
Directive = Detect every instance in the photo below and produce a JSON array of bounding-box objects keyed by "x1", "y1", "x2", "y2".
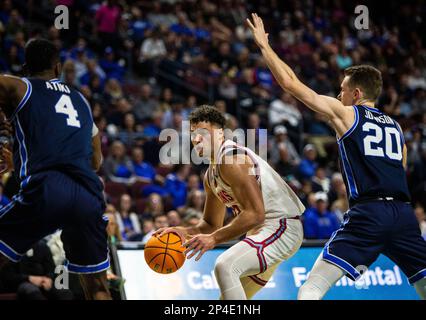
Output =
[
  {"x1": 247, "y1": 14, "x2": 426, "y2": 299},
  {"x1": 0, "y1": 39, "x2": 111, "y2": 300}
]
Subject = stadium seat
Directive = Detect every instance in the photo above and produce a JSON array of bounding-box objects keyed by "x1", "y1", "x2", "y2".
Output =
[
  {"x1": 135, "y1": 198, "x2": 146, "y2": 214},
  {"x1": 129, "y1": 181, "x2": 152, "y2": 199},
  {"x1": 104, "y1": 181, "x2": 128, "y2": 199},
  {"x1": 0, "y1": 293, "x2": 17, "y2": 300},
  {"x1": 155, "y1": 165, "x2": 173, "y2": 177}
]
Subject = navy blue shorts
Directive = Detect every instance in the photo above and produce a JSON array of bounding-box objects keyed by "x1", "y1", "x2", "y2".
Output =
[
  {"x1": 0, "y1": 170, "x2": 109, "y2": 274},
  {"x1": 323, "y1": 200, "x2": 426, "y2": 284}
]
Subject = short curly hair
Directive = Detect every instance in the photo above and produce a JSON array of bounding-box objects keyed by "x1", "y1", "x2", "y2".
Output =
[
  {"x1": 24, "y1": 38, "x2": 59, "y2": 76},
  {"x1": 189, "y1": 105, "x2": 225, "y2": 128}
]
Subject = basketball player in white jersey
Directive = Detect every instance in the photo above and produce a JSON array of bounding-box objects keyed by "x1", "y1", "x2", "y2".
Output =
[{"x1": 155, "y1": 105, "x2": 305, "y2": 300}]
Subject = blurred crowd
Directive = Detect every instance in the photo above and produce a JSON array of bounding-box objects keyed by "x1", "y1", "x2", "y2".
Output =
[{"x1": 0, "y1": 0, "x2": 426, "y2": 299}]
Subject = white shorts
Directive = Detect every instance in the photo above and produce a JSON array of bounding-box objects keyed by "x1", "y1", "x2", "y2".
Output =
[{"x1": 216, "y1": 216, "x2": 303, "y2": 294}]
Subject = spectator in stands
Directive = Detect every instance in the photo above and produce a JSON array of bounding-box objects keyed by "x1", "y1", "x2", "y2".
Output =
[
  {"x1": 311, "y1": 167, "x2": 330, "y2": 193},
  {"x1": 131, "y1": 147, "x2": 157, "y2": 183},
  {"x1": 182, "y1": 210, "x2": 201, "y2": 227},
  {"x1": 118, "y1": 112, "x2": 144, "y2": 146},
  {"x1": 179, "y1": 189, "x2": 205, "y2": 220},
  {"x1": 103, "y1": 140, "x2": 134, "y2": 183},
  {"x1": 162, "y1": 98, "x2": 190, "y2": 129},
  {"x1": 237, "y1": 68, "x2": 256, "y2": 109},
  {"x1": 167, "y1": 210, "x2": 182, "y2": 227},
  {"x1": 210, "y1": 41, "x2": 237, "y2": 76},
  {"x1": 95, "y1": 0, "x2": 121, "y2": 51},
  {"x1": 415, "y1": 204, "x2": 426, "y2": 240},
  {"x1": 327, "y1": 172, "x2": 345, "y2": 205},
  {"x1": 303, "y1": 192, "x2": 340, "y2": 239},
  {"x1": 269, "y1": 92, "x2": 302, "y2": 143},
  {"x1": 330, "y1": 181, "x2": 349, "y2": 222},
  {"x1": 103, "y1": 205, "x2": 123, "y2": 299},
  {"x1": 158, "y1": 87, "x2": 173, "y2": 113},
  {"x1": 5, "y1": 43, "x2": 24, "y2": 75},
  {"x1": 164, "y1": 164, "x2": 190, "y2": 209},
  {"x1": 103, "y1": 78, "x2": 123, "y2": 104},
  {"x1": 61, "y1": 59, "x2": 78, "y2": 88},
  {"x1": 253, "y1": 57, "x2": 274, "y2": 90},
  {"x1": 142, "y1": 193, "x2": 165, "y2": 220},
  {"x1": 99, "y1": 47, "x2": 125, "y2": 82},
  {"x1": 0, "y1": 240, "x2": 73, "y2": 300},
  {"x1": 138, "y1": 27, "x2": 167, "y2": 78},
  {"x1": 269, "y1": 125, "x2": 300, "y2": 177},
  {"x1": 218, "y1": 74, "x2": 237, "y2": 109},
  {"x1": 306, "y1": 113, "x2": 335, "y2": 158},
  {"x1": 298, "y1": 180, "x2": 314, "y2": 208},
  {"x1": 4, "y1": 9, "x2": 24, "y2": 38},
  {"x1": 105, "y1": 204, "x2": 122, "y2": 245},
  {"x1": 142, "y1": 214, "x2": 169, "y2": 244},
  {"x1": 187, "y1": 173, "x2": 202, "y2": 192},
  {"x1": 79, "y1": 59, "x2": 106, "y2": 89},
  {"x1": 298, "y1": 144, "x2": 318, "y2": 180},
  {"x1": 133, "y1": 84, "x2": 159, "y2": 121},
  {"x1": 115, "y1": 194, "x2": 141, "y2": 241},
  {"x1": 142, "y1": 219, "x2": 155, "y2": 239},
  {"x1": 107, "y1": 97, "x2": 134, "y2": 129}
]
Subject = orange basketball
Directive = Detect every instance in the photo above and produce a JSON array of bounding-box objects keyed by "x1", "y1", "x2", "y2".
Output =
[{"x1": 144, "y1": 232, "x2": 186, "y2": 274}]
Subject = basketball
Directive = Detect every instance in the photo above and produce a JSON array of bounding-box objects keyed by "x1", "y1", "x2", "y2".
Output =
[{"x1": 144, "y1": 232, "x2": 186, "y2": 274}]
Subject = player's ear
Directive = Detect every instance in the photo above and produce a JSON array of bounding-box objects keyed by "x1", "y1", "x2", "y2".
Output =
[{"x1": 354, "y1": 87, "x2": 362, "y2": 101}]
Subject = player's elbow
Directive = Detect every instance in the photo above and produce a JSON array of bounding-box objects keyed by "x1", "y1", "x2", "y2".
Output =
[
  {"x1": 255, "y1": 213, "x2": 265, "y2": 226},
  {"x1": 247, "y1": 210, "x2": 265, "y2": 228}
]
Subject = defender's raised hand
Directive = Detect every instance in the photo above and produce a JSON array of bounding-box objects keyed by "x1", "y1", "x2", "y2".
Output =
[{"x1": 246, "y1": 13, "x2": 269, "y2": 49}]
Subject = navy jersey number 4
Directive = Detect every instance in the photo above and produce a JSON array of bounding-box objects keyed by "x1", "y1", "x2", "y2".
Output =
[
  {"x1": 337, "y1": 105, "x2": 410, "y2": 206},
  {"x1": 54, "y1": 94, "x2": 81, "y2": 128},
  {"x1": 11, "y1": 77, "x2": 103, "y2": 200}
]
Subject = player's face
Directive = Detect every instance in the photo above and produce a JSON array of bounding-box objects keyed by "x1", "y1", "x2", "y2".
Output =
[
  {"x1": 190, "y1": 121, "x2": 223, "y2": 159},
  {"x1": 338, "y1": 76, "x2": 360, "y2": 106}
]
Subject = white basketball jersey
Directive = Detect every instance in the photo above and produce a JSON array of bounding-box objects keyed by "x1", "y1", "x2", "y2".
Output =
[{"x1": 206, "y1": 140, "x2": 305, "y2": 220}]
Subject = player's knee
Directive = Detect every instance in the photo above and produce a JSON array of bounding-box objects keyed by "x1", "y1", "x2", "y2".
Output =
[
  {"x1": 297, "y1": 281, "x2": 322, "y2": 300},
  {"x1": 214, "y1": 255, "x2": 229, "y2": 278},
  {"x1": 214, "y1": 254, "x2": 235, "y2": 280}
]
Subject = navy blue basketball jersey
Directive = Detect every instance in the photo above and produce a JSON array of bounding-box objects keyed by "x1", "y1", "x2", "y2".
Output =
[
  {"x1": 10, "y1": 77, "x2": 103, "y2": 200},
  {"x1": 337, "y1": 105, "x2": 410, "y2": 206}
]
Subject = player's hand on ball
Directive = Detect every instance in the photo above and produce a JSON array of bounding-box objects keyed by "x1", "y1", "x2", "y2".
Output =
[
  {"x1": 154, "y1": 226, "x2": 187, "y2": 244},
  {"x1": 246, "y1": 13, "x2": 269, "y2": 49},
  {"x1": 182, "y1": 234, "x2": 216, "y2": 261}
]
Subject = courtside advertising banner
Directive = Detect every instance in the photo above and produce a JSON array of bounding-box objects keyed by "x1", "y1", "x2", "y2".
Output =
[{"x1": 117, "y1": 247, "x2": 419, "y2": 300}]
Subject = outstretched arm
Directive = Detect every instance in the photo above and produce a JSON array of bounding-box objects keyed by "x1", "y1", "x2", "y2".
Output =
[
  {"x1": 0, "y1": 75, "x2": 26, "y2": 119},
  {"x1": 246, "y1": 14, "x2": 354, "y2": 137}
]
